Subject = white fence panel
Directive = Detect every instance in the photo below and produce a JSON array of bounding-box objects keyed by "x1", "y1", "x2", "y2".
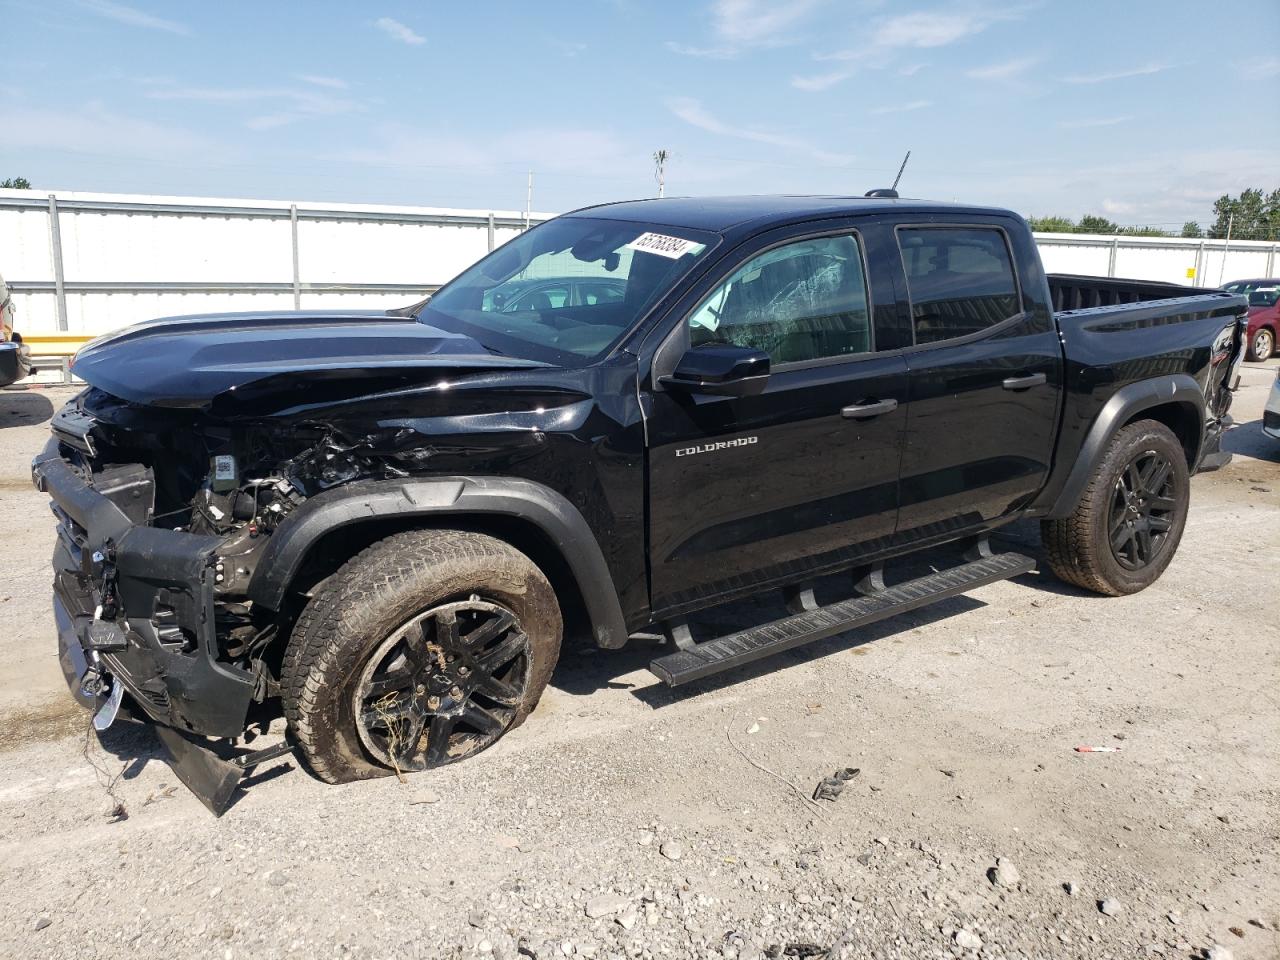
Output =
[
  {"x1": 61, "y1": 208, "x2": 294, "y2": 283},
  {"x1": 1033, "y1": 238, "x2": 1113, "y2": 277},
  {"x1": 0, "y1": 189, "x2": 547, "y2": 341},
  {"x1": 4, "y1": 189, "x2": 1279, "y2": 351},
  {"x1": 1034, "y1": 233, "x2": 1278, "y2": 288}
]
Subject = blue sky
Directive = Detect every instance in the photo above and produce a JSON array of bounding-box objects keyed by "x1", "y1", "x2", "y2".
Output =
[{"x1": 3, "y1": 0, "x2": 1278, "y2": 227}]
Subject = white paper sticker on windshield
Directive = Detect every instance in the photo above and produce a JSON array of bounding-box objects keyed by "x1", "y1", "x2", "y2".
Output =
[{"x1": 626, "y1": 232, "x2": 704, "y2": 259}]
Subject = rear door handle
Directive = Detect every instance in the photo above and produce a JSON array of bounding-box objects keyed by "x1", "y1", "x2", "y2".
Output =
[
  {"x1": 841, "y1": 398, "x2": 898, "y2": 419},
  {"x1": 1002, "y1": 373, "x2": 1047, "y2": 391}
]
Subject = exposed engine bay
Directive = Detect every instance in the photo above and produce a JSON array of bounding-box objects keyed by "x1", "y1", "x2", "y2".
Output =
[{"x1": 54, "y1": 386, "x2": 443, "y2": 611}]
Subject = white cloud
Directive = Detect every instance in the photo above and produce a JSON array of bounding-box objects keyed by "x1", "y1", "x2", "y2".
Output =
[
  {"x1": 872, "y1": 9, "x2": 1006, "y2": 48},
  {"x1": 871, "y1": 99, "x2": 932, "y2": 115},
  {"x1": 1101, "y1": 198, "x2": 1136, "y2": 216},
  {"x1": 667, "y1": 96, "x2": 850, "y2": 164},
  {"x1": 668, "y1": 0, "x2": 820, "y2": 58},
  {"x1": 1240, "y1": 57, "x2": 1280, "y2": 79},
  {"x1": 4, "y1": 103, "x2": 227, "y2": 160},
  {"x1": 791, "y1": 68, "x2": 855, "y2": 91},
  {"x1": 246, "y1": 114, "x2": 297, "y2": 131},
  {"x1": 551, "y1": 39, "x2": 588, "y2": 57},
  {"x1": 1057, "y1": 116, "x2": 1130, "y2": 129},
  {"x1": 144, "y1": 83, "x2": 362, "y2": 132},
  {"x1": 78, "y1": 0, "x2": 190, "y2": 35},
  {"x1": 1061, "y1": 63, "x2": 1168, "y2": 84},
  {"x1": 966, "y1": 55, "x2": 1038, "y2": 80},
  {"x1": 665, "y1": 40, "x2": 737, "y2": 59},
  {"x1": 296, "y1": 74, "x2": 349, "y2": 90},
  {"x1": 339, "y1": 125, "x2": 627, "y2": 178},
  {"x1": 668, "y1": 96, "x2": 796, "y2": 148},
  {"x1": 145, "y1": 84, "x2": 360, "y2": 117},
  {"x1": 802, "y1": 5, "x2": 1025, "y2": 90},
  {"x1": 375, "y1": 17, "x2": 425, "y2": 46},
  {"x1": 712, "y1": 0, "x2": 821, "y2": 46}
]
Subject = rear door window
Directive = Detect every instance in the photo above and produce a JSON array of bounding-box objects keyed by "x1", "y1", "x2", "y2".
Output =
[{"x1": 898, "y1": 227, "x2": 1021, "y2": 345}]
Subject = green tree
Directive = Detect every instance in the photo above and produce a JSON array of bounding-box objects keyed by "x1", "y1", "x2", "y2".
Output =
[
  {"x1": 1209, "y1": 187, "x2": 1280, "y2": 241},
  {"x1": 1117, "y1": 225, "x2": 1171, "y2": 237},
  {"x1": 1180, "y1": 222, "x2": 1203, "y2": 238},
  {"x1": 0, "y1": 177, "x2": 31, "y2": 189},
  {"x1": 1027, "y1": 215, "x2": 1076, "y2": 232},
  {"x1": 1077, "y1": 214, "x2": 1119, "y2": 235}
]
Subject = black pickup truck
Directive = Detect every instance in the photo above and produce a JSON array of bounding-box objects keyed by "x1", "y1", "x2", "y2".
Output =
[{"x1": 33, "y1": 195, "x2": 1248, "y2": 812}]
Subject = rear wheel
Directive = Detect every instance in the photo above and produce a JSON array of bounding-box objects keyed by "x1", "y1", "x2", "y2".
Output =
[
  {"x1": 282, "y1": 529, "x2": 562, "y2": 783},
  {"x1": 1247, "y1": 327, "x2": 1274, "y2": 362},
  {"x1": 1041, "y1": 420, "x2": 1189, "y2": 596}
]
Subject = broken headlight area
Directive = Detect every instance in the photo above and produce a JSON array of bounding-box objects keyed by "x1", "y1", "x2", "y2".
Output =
[
  {"x1": 45, "y1": 389, "x2": 453, "y2": 729},
  {"x1": 71, "y1": 386, "x2": 442, "y2": 541}
]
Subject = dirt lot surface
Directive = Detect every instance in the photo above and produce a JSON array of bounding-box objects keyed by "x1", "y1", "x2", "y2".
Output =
[{"x1": 0, "y1": 367, "x2": 1277, "y2": 960}]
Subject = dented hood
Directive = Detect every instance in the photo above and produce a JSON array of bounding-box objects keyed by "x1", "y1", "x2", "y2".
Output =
[{"x1": 71, "y1": 310, "x2": 548, "y2": 409}]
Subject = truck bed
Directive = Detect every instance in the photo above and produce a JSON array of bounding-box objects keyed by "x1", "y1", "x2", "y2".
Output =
[
  {"x1": 1036, "y1": 276, "x2": 1246, "y2": 517},
  {"x1": 1047, "y1": 273, "x2": 1224, "y2": 312}
]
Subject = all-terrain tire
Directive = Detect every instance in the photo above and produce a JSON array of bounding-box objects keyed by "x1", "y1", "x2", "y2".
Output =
[
  {"x1": 281, "y1": 529, "x2": 562, "y2": 783},
  {"x1": 1040, "y1": 419, "x2": 1190, "y2": 596}
]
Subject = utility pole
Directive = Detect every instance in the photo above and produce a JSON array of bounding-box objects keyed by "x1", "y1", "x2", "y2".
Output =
[
  {"x1": 525, "y1": 170, "x2": 533, "y2": 230},
  {"x1": 1218, "y1": 212, "x2": 1233, "y2": 286},
  {"x1": 653, "y1": 149, "x2": 669, "y2": 198}
]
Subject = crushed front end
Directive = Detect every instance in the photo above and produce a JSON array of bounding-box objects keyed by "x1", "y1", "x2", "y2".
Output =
[{"x1": 32, "y1": 386, "x2": 415, "y2": 809}]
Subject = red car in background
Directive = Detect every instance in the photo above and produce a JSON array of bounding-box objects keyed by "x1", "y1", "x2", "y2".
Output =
[{"x1": 1224, "y1": 278, "x2": 1280, "y2": 361}]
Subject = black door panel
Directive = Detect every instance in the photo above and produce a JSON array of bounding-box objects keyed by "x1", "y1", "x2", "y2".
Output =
[
  {"x1": 897, "y1": 318, "x2": 1062, "y2": 534},
  {"x1": 891, "y1": 223, "x2": 1064, "y2": 537},
  {"x1": 646, "y1": 355, "x2": 908, "y2": 616}
]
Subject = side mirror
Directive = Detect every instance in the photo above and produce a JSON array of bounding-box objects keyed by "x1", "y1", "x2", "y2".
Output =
[{"x1": 659, "y1": 344, "x2": 770, "y2": 397}]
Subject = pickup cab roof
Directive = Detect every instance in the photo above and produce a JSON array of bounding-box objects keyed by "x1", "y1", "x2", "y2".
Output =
[{"x1": 564, "y1": 195, "x2": 1017, "y2": 234}]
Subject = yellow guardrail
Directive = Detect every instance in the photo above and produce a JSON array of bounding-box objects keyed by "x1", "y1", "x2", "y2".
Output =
[
  {"x1": 13, "y1": 334, "x2": 93, "y2": 384},
  {"x1": 22, "y1": 333, "x2": 93, "y2": 357}
]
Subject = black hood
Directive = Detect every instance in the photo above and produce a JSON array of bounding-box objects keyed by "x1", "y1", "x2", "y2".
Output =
[{"x1": 71, "y1": 311, "x2": 548, "y2": 410}]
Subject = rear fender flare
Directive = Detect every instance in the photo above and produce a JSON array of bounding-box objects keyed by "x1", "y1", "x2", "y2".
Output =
[
  {"x1": 1046, "y1": 374, "x2": 1204, "y2": 519},
  {"x1": 246, "y1": 477, "x2": 629, "y2": 649}
]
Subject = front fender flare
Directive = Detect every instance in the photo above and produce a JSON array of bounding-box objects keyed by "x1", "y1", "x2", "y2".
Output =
[
  {"x1": 1045, "y1": 373, "x2": 1205, "y2": 519},
  {"x1": 246, "y1": 476, "x2": 630, "y2": 649}
]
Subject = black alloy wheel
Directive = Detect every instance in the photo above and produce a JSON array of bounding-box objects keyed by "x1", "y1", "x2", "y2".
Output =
[
  {"x1": 1108, "y1": 450, "x2": 1177, "y2": 570},
  {"x1": 353, "y1": 598, "x2": 530, "y2": 772}
]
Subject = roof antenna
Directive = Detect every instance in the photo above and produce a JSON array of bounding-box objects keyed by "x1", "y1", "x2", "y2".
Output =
[{"x1": 866, "y1": 150, "x2": 910, "y2": 199}]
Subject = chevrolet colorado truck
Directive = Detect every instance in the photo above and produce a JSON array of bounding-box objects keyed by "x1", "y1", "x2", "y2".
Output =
[{"x1": 33, "y1": 195, "x2": 1248, "y2": 812}]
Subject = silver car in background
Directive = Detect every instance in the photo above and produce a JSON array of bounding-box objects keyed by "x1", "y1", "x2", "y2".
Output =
[{"x1": 1264, "y1": 365, "x2": 1280, "y2": 440}]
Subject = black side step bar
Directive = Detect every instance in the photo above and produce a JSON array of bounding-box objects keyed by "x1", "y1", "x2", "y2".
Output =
[{"x1": 649, "y1": 552, "x2": 1035, "y2": 687}]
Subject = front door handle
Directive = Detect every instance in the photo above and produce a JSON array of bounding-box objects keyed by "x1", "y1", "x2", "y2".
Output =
[
  {"x1": 842, "y1": 398, "x2": 899, "y2": 419},
  {"x1": 1002, "y1": 373, "x2": 1047, "y2": 391}
]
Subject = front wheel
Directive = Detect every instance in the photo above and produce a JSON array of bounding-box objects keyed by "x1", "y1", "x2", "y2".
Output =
[
  {"x1": 1041, "y1": 420, "x2": 1190, "y2": 596},
  {"x1": 1247, "y1": 327, "x2": 1274, "y2": 362},
  {"x1": 282, "y1": 530, "x2": 562, "y2": 783}
]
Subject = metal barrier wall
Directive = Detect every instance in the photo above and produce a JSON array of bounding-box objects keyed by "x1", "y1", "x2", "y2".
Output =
[
  {"x1": 3, "y1": 188, "x2": 1278, "y2": 381},
  {"x1": 1033, "y1": 232, "x2": 1278, "y2": 288},
  {"x1": 0, "y1": 189, "x2": 550, "y2": 342}
]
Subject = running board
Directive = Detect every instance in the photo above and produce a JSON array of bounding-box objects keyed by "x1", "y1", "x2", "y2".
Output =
[{"x1": 649, "y1": 552, "x2": 1035, "y2": 687}]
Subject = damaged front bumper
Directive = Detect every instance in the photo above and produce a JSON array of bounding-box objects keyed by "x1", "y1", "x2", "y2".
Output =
[
  {"x1": 34, "y1": 437, "x2": 256, "y2": 737},
  {"x1": 33, "y1": 437, "x2": 275, "y2": 811}
]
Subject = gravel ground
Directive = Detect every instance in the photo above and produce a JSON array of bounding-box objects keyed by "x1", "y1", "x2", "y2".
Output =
[{"x1": 0, "y1": 365, "x2": 1277, "y2": 960}]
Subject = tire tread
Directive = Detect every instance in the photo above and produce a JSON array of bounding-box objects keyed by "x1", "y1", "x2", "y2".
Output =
[
  {"x1": 280, "y1": 529, "x2": 560, "y2": 783},
  {"x1": 1041, "y1": 419, "x2": 1188, "y2": 597}
]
